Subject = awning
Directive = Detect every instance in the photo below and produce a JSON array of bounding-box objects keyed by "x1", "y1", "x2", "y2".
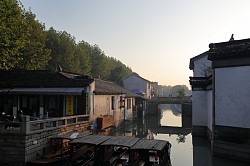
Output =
[
  {"x1": 8, "y1": 87, "x2": 86, "y2": 95},
  {"x1": 0, "y1": 88, "x2": 10, "y2": 94}
]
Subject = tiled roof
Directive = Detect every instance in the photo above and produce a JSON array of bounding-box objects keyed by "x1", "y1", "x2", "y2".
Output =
[
  {"x1": 0, "y1": 70, "x2": 93, "y2": 88},
  {"x1": 94, "y1": 79, "x2": 144, "y2": 98},
  {"x1": 122, "y1": 73, "x2": 151, "y2": 83},
  {"x1": 189, "y1": 76, "x2": 212, "y2": 90},
  {"x1": 208, "y1": 38, "x2": 250, "y2": 60}
]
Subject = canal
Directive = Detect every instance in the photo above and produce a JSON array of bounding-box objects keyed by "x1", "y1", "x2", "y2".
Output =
[{"x1": 108, "y1": 104, "x2": 249, "y2": 166}]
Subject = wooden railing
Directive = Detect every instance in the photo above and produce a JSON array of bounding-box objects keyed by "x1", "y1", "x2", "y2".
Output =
[{"x1": 0, "y1": 114, "x2": 89, "y2": 134}]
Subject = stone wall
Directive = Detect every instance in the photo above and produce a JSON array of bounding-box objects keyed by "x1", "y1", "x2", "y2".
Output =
[{"x1": 0, "y1": 116, "x2": 89, "y2": 166}]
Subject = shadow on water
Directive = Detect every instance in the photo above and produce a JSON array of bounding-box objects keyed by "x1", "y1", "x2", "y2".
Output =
[{"x1": 108, "y1": 104, "x2": 249, "y2": 166}]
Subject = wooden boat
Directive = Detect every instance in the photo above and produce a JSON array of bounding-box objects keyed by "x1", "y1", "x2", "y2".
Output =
[
  {"x1": 70, "y1": 135, "x2": 112, "y2": 166},
  {"x1": 100, "y1": 136, "x2": 140, "y2": 166},
  {"x1": 129, "y1": 139, "x2": 171, "y2": 166},
  {"x1": 28, "y1": 131, "x2": 91, "y2": 166}
]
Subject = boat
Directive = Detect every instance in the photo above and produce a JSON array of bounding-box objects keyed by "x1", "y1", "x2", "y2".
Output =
[
  {"x1": 28, "y1": 131, "x2": 91, "y2": 166},
  {"x1": 129, "y1": 139, "x2": 171, "y2": 166},
  {"x1": 70, "y1": 135, "x2": 112, "y2": 166},
  {"x1": 100, "y1": 136, "x2": 140, "y2": 166}
]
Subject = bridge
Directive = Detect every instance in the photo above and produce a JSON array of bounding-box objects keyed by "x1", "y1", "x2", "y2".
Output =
[{"x1": 149, "y1": 96, "x2": 192, "y2": 104}]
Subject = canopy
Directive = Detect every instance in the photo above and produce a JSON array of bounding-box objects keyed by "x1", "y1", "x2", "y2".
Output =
[{"x1": 8, "y1": 87, "x2": 86, "y2": 95}]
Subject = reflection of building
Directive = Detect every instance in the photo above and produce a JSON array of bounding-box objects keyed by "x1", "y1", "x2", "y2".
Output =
[
  {"x1": 190, "y1": 37, "x2": 250, "y2": 161},
  {"x1": 192, "y1": 137, "x2": 212, "y2": 166}
]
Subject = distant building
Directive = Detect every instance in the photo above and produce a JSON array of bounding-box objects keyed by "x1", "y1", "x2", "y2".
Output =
[
  {"x1": 190, "y1": 37, "x2": 250, "y2": 161},
  {"x1": 151, "y1": 82, "x2": 161, "y2": 97},
  {"x1": 123, "y1": 73, "x2": 153, "y2": 99},
  {"x1": 92, "y1": 79, "x2": 146, "y2": 127}
]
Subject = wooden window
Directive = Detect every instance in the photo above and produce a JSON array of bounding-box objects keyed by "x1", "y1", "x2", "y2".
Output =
[
  {"x1": 127, "y1": 99, "x2": 131, "y2": 109},
  {"x1": 111, "y1": 96, "x2": 115, "y2": 110}
]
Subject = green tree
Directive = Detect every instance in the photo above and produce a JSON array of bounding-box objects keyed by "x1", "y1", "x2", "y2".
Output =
[
  {"x1": 176, "y1": 88, "x2": 185, "y2": 97},
  {"x1": 89, "y1": 45, "x2": 109, "y2": 79},
  {"x1": 0, "y1": 0, "x2": 25, "y2": 70},
  {"x1": 46, "y1": 28, "x2": 76, "y2": 71},
  {"x1": 0, "y1": 0, "x2": 50, "y2": 70},
  {"x1": 74, "y1": 41, "x2": 92, "y2": 75},
  {"x1": 106, "y1": 56, "x2": 132, "y2": 85},
  {"x1": 171, "y1": 85, "x2": 190, "y2": 97},
  {"x1": 18, "y1": 10, "x2": 50, "y2": 69}
]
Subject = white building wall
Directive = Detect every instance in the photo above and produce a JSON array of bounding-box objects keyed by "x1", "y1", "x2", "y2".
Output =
[
  {"x1": 207, "y1": 90, "x2": 212, "y2": 131},
  {"x1": 124, "y1": 98, "x2": 133, "y2": 120},
  {"x1": 192, "y1": 91, "x2": 207, "y2": 126},
  {"x1": 88, "y1": 82, "x2": 95, "y2": 120},
  {"x1": 215, "y1": 66, "x2": 250, "y2": 128},
  {"x1": 193, "y1": 55, "x2": 211, "y2": 77},
  {"x1": 93, "y1": 95, "x2": 112, "y2": 119},
  {"x1": 123, "y1": 75, "x2": 149, "y2": 98}
]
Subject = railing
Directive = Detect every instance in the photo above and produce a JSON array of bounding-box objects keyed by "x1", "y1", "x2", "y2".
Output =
[
  {"x1": 149, "y1": 96, "x2": 192, "y2": 104},
  {"x1": 0, "y1": 114, "x2": 89, "y2": 134}
]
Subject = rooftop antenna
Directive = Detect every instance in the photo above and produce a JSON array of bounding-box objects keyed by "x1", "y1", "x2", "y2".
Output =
[{"x1": 229, "y1": 34, "x2": 234, "y2": 41}]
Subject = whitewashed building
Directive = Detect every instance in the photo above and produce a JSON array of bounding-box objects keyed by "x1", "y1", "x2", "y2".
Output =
[
  {"x1": 123, "y1": 73, "x2": 153, "y2": 99},
  {"x1": 190, "y1": 38, "x2": 250, "y2": 161},
  {"x1": 91, "y1": 79, "x2": 145, "y2": 128},
  {"x1": 189, "y1": 51, "x2": 213, "y2": 138}
]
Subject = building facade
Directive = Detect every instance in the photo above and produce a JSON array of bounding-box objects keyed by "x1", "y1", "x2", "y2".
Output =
[
  {"x1": 190, "y1": 38, "x2": 250, "y2": 161},
  {"x1": 0, "y1": 70, "x2": 93, "y2": 119},
  {"x1": 123, "y1": 73, "x2": 153, "y2": 99}
]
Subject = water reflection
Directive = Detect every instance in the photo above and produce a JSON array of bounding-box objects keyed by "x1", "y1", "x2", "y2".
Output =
[
  {"x1": 108, "y1": 104, "x2": 249, "y2": 166},
  {"x1": 160, "y1": 104, "x2": 182, "y2": 127}
]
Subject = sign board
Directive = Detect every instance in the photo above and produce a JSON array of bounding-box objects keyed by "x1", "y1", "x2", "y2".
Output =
[{"x1": 66, "y1": 96, "x2": 74, "y2": 115}]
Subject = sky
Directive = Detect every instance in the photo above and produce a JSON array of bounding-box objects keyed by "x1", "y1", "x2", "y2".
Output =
[{"x1": 21, "y1": 0, "x2": 250, "y2": 87}]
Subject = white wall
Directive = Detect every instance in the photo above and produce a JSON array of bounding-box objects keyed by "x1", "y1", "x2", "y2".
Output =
[
  {"x1": 215, "y1": 66, "x2": 250, "y2": 128},
  {"x1": 193, "y1": 55, "x2": 211, "y2": 77},
  {"x1": 192, "y1": 91, "x2": 207, "y2": 126},
  {"x1": 206, "y1": 90, "x2": 212, "y2": 131},
  {"x1": 93, "y1": 95, "x2": 112, "y2": 118},
  {"x1": 123, "y1": 75, "x2": 149, "y2": 98}
]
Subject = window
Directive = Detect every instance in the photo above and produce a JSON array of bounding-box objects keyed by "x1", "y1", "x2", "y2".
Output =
[
  {"x1": 111, "y1": 96, "x2": 115, "y2": 110},
  {"x1": 127, "y1": 98, "x2": 131, "y2": 109}
]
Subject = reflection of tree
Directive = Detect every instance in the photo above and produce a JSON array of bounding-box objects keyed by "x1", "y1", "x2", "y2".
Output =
[{"x1": 176, "y1": 134, "x2": 186, "y2": 143}]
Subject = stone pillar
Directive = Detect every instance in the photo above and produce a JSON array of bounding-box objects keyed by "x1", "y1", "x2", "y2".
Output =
[{"x1": 21, "y1": 116, "x2": 30, "y2": 134}]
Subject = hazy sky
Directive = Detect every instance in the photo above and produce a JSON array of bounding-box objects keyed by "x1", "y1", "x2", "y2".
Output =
[{"x1": 21, "y1": 0, "x2": 250, "y2": 86}]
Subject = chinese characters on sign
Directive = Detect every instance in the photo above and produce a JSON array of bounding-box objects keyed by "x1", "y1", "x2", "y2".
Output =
[{"x1": 66, "y1": 96, "x2": 74, "y2": 115}]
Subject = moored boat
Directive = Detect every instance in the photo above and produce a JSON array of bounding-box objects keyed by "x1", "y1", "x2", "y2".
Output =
[
  {"x1": 28, "y1": 131, "x2": 91, "y2": 166},
  {"x1": 100, "y1": 136, "x2": 140, "y2": 166},
  {"x1": 70, "y1": 135, "x2": 112, "y2": 166},
  {"x1": 130, "y1": 139, "x2": 171, "y2": 166}
]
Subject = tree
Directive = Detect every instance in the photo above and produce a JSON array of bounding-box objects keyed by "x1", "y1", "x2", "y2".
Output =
[
  {"x1": 176, "y1": 88, "x2": 185, "y2": 97},
  {"x1": 0, "y1": 0, "x2": 26, "y2": 70},
  {"x1": 200, "y1": 62, "x2": 212, "y2": 77},
  {"x1": 74, "y1": 41, "x2": 92, "y2": 75},
  {"x1": 18, "y1": 10, "x2": 50, "y2": 69},
  {"x1": 0, "y1": 0, "x2": 50, "y2": 70},
  {"x1": 171, "y1": 85, "x2": 190, "y2": 97},
  {"x1": 46, "y1": 28, "x2": 76, "y2": 71},
  {"x1": 89, "y1": 45, "x2": 110, "y2": 79}
]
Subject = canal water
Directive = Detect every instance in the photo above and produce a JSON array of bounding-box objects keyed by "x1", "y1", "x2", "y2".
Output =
[{"x1": 108, "y1": 104, "x2": 249, "y2": 166}]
